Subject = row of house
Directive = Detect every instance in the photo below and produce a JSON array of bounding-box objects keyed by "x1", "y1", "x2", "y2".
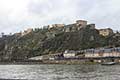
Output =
[
  {"x1": 63, "y1": 48, "x2": 120, "y2": 58},
  {"x1": 84, "y1": 48, "x2": 120, "y2": 58},
  {"x1": 28, "y1": 47, "x2": 120, "y2": 62}
]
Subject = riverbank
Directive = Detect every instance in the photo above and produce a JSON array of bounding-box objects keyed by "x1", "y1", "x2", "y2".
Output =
[
  {"x1": 1, "y1": 59, "x2": 120, "y2": 65},
  {"x1": 0, "y1": 60, "x2": 100, "y2": 65}
]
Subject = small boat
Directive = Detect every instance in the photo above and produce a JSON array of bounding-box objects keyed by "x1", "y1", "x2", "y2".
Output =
[{"x1": 101, "y1": 62, "x2": 116, "y2": 65}]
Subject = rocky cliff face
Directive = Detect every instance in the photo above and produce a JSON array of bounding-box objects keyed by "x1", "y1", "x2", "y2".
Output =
[
  {"x1": 43, "y1": 26, "x2": 102, "y2": 51},
  {"x1": 0, "y1": 21, "x2": 118, "y2": 61}
]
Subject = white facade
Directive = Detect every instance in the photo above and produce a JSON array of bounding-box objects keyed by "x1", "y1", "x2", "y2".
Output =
[
  {"x1": 49, "y1": 57, "x2": 55, "y2": 60},
  {"x1": 103, "y1": 53, "x2": 110, "y2": 57},
  {"x1": 29, "y1": 56, "x2": 43, "y2": 60},
  {"x1": 85, "y1": 53, "x2": 94, "y2": 58},
  {"x1": 85, "y1": 53, "x2": 101, "y2": 58},
  {"x1": 85, "y1": 52, "x2": 120, "y2": 58},
  {"x1": 63, "y1": 50, "x2": 77, "y2": 58},
  {"x1": 93, "y1": 53, "x2": 99, "y2": 57},
  {"x1": 63, "y1": 53, "x2": 76, "y2": 58}
]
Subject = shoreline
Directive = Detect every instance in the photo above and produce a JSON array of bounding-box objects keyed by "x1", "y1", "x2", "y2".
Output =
[
  {"x1": 0, "y1": 59, "x2": 119, "y2": 65},
  {"x1": 0, "y1": 60, "x2": 102, "y2": 65}
]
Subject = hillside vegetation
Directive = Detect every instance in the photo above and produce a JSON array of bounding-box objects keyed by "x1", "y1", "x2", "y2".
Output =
[{"x1": 0, "y1": 21, "x2": 119, "y2": 61}]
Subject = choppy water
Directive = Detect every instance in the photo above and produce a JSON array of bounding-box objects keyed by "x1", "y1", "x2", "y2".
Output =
[{"x1": 0, "y1": 64, "x2": 120, "y2": 80}]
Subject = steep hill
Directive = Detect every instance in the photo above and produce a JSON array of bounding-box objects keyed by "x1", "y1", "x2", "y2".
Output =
[{"x1": 0, "y1": 21, "x2": 119, "y2": 61}]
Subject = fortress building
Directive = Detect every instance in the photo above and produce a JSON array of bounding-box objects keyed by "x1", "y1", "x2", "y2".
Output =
[
  {"x1": 99, "y1": 28, "x2": 113, "y2": 36},
  {"x1": 76, "y1": 20, "x2": 87, "y2": 26}
]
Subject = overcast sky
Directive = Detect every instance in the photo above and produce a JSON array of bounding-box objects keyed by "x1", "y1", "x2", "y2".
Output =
[{"x1": 0, "y1": 0, "x2": 120, "y2": 34}]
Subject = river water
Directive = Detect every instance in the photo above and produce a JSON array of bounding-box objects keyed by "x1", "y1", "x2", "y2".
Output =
[{"x1": 0, "y1": 64, "x2": 120, "y2": 80}]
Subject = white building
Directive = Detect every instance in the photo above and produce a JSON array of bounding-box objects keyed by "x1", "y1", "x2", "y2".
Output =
[
  {"x1": 29, "y1": 56, "x2": 43, "y2": 60},
  {"x1": 63, "y1": 50, "x2": 77, "y2": 58}
]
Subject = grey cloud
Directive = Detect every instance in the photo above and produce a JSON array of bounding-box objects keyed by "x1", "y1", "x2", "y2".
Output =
[{"x1": 0, "y1": 0, "x2": 120, "y2": 34}]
